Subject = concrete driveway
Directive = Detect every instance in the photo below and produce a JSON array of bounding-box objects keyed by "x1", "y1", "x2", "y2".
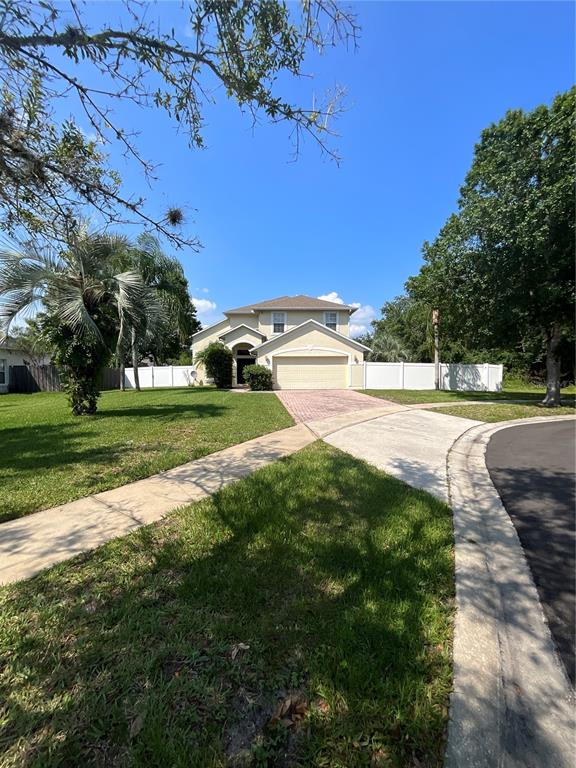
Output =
[
  {"x1": 275, "y1": 389, "x2": 390, "y2": 423},
  {"x1": 324, "y1": 409, "x2": 482, "y2": 503}
]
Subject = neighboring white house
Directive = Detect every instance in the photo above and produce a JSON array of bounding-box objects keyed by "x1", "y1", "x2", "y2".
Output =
[
  {"x1": 191, "y1": 294, "x2": 370, "y2": 389},
  {"x1": 0, "y1": 338, "x2": 33, "y2": 393}
]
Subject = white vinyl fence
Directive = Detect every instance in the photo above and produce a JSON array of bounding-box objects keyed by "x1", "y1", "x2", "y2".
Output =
[
  {"x1": 123, "y1": 365, "x2": 197, "y2": 389},
  {"x1": 122, "y1": 362, "x2": 503, "y2": 392},
  {"x1": 357, "y1": 362, "x2": 503, "y2": 392}
]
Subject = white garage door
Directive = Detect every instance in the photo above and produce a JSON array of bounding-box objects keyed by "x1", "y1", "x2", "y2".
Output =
[{"x1": 274, "y1": 356, "x2": 348, "y2": 390}]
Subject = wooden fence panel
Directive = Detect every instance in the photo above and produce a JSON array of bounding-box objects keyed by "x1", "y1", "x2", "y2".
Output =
[
  {"x1": 8, "y1": 366, "x2": 33, "y2": 393},
  {"x1": 9, "y1": 365, "x2": 61, "y2": 393},
  {"x1": 9, "y1": 365, "x2": 121, "y2": 393},
  {"x1": 98, "y1": 368, "x2": 121, "y2": 390}
]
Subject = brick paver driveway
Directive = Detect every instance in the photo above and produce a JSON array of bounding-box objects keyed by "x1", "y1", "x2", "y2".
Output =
[{"x1": 276, "y1": 389, "x2": 389, "y2": 423}]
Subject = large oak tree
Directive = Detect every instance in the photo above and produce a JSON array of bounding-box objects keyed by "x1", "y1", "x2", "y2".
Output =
[{"x1": 409, "y1": 88, "x2": 575, "y2": 405}]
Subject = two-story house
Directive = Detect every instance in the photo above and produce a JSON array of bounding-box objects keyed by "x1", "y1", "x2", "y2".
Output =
[{"x1": 191, "y1": 295, "x2": 370, "y2": 389}]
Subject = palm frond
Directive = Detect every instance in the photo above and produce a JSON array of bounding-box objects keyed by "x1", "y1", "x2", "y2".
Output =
[
  {"x1": 54, "y1": 287, "x2": 103, "y2": 341},
  {"x1": 369, "y1": 332, "x2": 412, "y2": 363},
  {"x1": 0, "y1": 244, "x2": 58, "y2": 337}
]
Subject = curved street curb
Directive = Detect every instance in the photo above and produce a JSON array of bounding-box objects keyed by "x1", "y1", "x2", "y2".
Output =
[{"x1": 445, "y1": 415, "x2": 575, "y2": 768}]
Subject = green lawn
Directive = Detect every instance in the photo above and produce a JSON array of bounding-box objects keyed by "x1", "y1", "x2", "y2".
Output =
[
  {"x1": 0, "y1": 443, "x2": 454, "y2": 768},
  {"x1": 429, "y1": 402, "x2": 575, "y2": 422},
  {"x1": 363, "y1": 379, "x2": 576, "y2": 407},
  {"x1": 0, "y1": 388, "x2": 293, "y2": 523}
]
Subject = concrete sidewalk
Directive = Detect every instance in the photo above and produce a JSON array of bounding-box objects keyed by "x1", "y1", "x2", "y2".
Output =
[
  {"x1": 1, "y1": 401, "x2": 424, "y2": 586},
  {"x1": 0, "y1": 398, "x2": 526, "y2": 585},
  {"x1": 0, "y1": 423, "x2": 315, "y2": 585}
]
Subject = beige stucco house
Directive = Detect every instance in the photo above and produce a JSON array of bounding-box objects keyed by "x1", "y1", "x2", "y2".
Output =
[{"x1": 191, "y1": 295, "x2": 370, "y2": 389}]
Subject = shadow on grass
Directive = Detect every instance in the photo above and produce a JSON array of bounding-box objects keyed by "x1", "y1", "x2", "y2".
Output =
[
  {"x1": 0, "y1": 402, "x2": 229, "y2": 523},
  {"x1": 1, "y1": 404, "x2": 227, "y2": 471},
  {"x1": 0, "y1": 445, "x2": 454, "y2": 768},
  {"x1": 367, "y1": 388, "x2": 576, "y2": 407},
  {"x1": 2, "y1": 442, "x2": 571, "y2": 766},
  {"x1": 461, "y1": 390, "x2": 575, "y2": 405},
  {"x1": 96, "y1": 402, "x2": 229, "y2": 419}
]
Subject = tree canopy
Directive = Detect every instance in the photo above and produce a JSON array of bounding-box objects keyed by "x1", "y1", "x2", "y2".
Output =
[
  {"x1": 372, "y1": 296, "x2": 432, "y2": 362},
  {"x1": 0, "y1": 225, "x2": 201, "y2": 411},
  {"x1": 111, "y1": 234, "x2": 201, "y2": 379},
  {"x1": 356, "y1": 325, "x2": 412, "y2": 363},
  {"x1": 407, "y1": 88, "x2": 575, "y2": 404},
  {"x1": 0, "y1": 0, "x2": 357, "y2": 246},
  {"x1": 0, "y1": 229, "x2": 159, "y2": 412}
]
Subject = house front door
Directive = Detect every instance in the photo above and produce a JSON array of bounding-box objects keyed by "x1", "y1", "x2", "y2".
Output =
[{"x1": 236, "y1": 356, "x2": 252, "y2": 384}]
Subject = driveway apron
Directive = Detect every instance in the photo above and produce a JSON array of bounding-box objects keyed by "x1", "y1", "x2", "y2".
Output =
[{"x1": 324, "y1": 409, "x2": 482, "y2": 503}]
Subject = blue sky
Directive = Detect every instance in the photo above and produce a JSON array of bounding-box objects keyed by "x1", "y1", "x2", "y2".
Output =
[{"x1": 60, "y1": 1, "x2": 574, "y2": 335}]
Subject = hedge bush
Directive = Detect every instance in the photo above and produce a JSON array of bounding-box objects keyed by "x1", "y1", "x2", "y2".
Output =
[
  {"x1": 194, "y1": 342, "x2": 233, "y2": 388},
  {"x1": 243, "y1": 364, "x2": 273, "y2": 391}
]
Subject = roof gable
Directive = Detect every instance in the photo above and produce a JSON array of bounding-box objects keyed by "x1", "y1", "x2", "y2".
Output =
[
  {"x1": 251, "y1": 319, "x2": 371, "y2": 353},
  {"x1": 218, "y1": 324, "x2": 265, "y2": 341},
  {"x1": 191, "y1": 318, "x2": 228, "y2": 340}
]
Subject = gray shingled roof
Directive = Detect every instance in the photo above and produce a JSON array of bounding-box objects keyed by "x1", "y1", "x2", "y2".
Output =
[{"x1": 225, "y1": 294, "x2": 357, "y2": 314}]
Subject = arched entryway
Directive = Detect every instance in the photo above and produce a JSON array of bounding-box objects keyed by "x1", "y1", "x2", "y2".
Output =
[{"x1": 232, "y1": 343, "x2": 255, "y2": 385}]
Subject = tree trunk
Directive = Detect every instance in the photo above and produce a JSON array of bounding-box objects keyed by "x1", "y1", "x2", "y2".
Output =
[
  {"x1": 432, "y1": 309, "x2": 440, "y2": 390},
  {"x1": 116, "y1": 314, "x2": 126, "y2": 392},
  {"x1": 131, "y1": 327, "x2": 141, "y2": 392},
  {"x1": 542, "y1": 325, "x2": 562, "y2": 407}
]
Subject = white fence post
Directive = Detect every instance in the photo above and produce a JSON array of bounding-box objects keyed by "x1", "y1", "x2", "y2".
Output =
[{"x1": 400, "y1": 361, "x2": 405, "y2": 389}]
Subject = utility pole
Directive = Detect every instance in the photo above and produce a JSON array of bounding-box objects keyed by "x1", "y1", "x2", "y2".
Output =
[{"x1": 432, "y1": 308, "x2": 440, "y2": 390}]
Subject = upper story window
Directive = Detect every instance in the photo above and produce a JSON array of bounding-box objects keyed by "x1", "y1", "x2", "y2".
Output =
[
  {"x1": 272, "y1": 312, "x2": 286, "y2": 334},
  {"x1": 0, "y1": 359, "x2": 6, "y2": 385},
  {"x1": 324, "y1": 311, "x2": 338, "y2": 331}
]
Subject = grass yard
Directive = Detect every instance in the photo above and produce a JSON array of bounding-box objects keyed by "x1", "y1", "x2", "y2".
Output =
[
  {"x1": 0, "y1": 443, "x2": 454, "y2": 768},
  {"x1": 0, "y1": 388, "x2": 293, "y2": 523},
  {"x1": 429, "y1": 402, "x2": 576, "y2": 422},
  {"x1": 363, "y1": 379, "x2": 575, "y2": 408}
]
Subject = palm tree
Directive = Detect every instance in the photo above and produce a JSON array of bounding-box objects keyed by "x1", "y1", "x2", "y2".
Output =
[
  {"x1": 0, "y1": 229, "x2": 156, "y2": 414},
  {"x1": 368, "y1": 331, "x2": 412, "y2": 363},
  {"x1": 112, "y1": 234, "x2": 196, "y2": 391}
]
